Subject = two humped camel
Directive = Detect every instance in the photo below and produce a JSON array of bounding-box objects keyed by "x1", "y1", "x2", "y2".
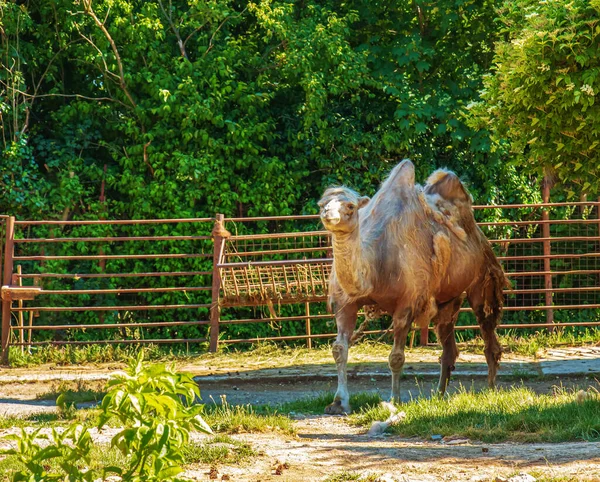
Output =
[{"x1": 318, "y1": 159, "x2": 507, "y2": 414}]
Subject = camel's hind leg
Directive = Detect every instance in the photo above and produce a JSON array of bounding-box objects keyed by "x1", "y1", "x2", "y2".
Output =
[
  {"x1": 325, "y1": 303, "x2": 358, "y2": 415},
  {"x1": 434, "y1": 295, "x2": 465, "y2": 395},
  {"x1": 389, "y1": 308, "x2": 412, "y2": 403},
  {"x1": 467, "y1": 265, "x2": 505, "y2": 388}
]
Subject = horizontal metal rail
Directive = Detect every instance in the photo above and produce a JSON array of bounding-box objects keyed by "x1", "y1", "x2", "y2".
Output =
[
  {"x1": 227, "y1": 231, "x2": 328, "y2": 241},
  {"x1": 472, "y1": 201, "x2": 600, "y2": 209},
  {"x1": 459, "y1": 304, "x2": 600, "y2": 312},
  {"x1": 38, "y1": 287, "x2": 212, "y2": 295},
  {"x1": 488, "y1": 236, "x2": 600, "y2": 244},
  {"x1": 15, "y1": 218, "x2": 214, "y2": 225},
  {"x1": 224, "y1": 246, "x2": 330, "y2": 258},
  {"x1": 478, "y1": 218, "x2": 600, "y2": 226},
  {"x1": 10, "y1": 320, "x2": 210, "y2": 330},
  {"x1": 11, "y1": 338, "x2": 208, "y2": 346},
  {"x1": 497, "y1": 252, "x2": 600, "y2": 261},
  {"x1": 506, "y1": 269, "x2": 600, "y2": 277},
  {"x1": 15, "y1": 235, "x2": 212, "y2": 243},
  {"x1": 14, "y1": 253, "x2": 211, "y2": 261},
  {"x1": 225, "y1": 215, "x2": 320, "y2": 222},
  {"x1": 217, "y1": 258, "x2": 332, "y2": 269},
  {"x1": 11, "y1": 303, "x2": 211, "y2": 312},
  {"x1": 17, "y1": 271, "x2": 211, "y2": 279}
]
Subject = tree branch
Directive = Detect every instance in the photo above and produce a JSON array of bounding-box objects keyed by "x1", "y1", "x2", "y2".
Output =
[
  {"x1": 157, "y1": 0, "x2": 188, "y2": 60},
  {"x1": 81, "y1": 0, "x2": 137, "y2": 109},
  {"x1": 203, "y1": 7, "x2": 248, "y2": 58}
]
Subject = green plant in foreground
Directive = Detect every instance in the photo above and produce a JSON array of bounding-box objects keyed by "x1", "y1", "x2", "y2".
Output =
[
  {"x1": 1, "y1": 355, "x2": 212, "y2": 481},
  {"x1": 99, "y1": 354, "x2": 212, "y2": 481},
  {"x1": 2, "y1": 424, "x2": 95, "y2": 481}
]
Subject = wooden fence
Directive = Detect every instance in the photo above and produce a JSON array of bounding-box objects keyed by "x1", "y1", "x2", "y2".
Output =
[{"x1": 1, "y1": 201, "x2": 600, "y2": 364}]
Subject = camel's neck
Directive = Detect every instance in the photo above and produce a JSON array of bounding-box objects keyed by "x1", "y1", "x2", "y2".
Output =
[{"x1": 331, "y1": 228, "x2": 370, "y2": 297}]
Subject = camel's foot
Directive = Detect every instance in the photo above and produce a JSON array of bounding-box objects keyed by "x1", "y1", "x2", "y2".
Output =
[
  {"x1": 325, "y1": 399, "x2": 350, "y2": 415},
  {"x1": 437, "y1": 364, "x2": 455, "y2": 396}
]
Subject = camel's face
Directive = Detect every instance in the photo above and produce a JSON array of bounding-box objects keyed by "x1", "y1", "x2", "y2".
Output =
[{"x1": 318, "y1": 188, "x2": 369, "y2": 234}]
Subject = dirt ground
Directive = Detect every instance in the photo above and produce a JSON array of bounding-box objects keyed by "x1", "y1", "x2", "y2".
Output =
[{"x1": 1, "y1": 375, "x2": 600, "y2": 481}]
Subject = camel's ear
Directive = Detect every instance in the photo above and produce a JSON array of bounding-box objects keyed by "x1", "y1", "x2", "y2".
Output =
[
  {"x1": 357, "y1": 196, "x2": 370, "y2": 209},
  {"x1": 389, "y1": 159, "x2": 415, "y2": 187}
]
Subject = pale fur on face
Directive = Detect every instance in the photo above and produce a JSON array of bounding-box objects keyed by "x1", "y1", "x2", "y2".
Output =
[{"x1": 318, "y1": 187, "x2": 369, "y2": 234}]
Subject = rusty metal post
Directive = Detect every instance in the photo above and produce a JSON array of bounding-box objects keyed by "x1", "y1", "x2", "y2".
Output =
[
  {"x1": 17, "y1": 265, "x2": 24, "y2": 352},
  {"x1": 1, "y1": 216, "x2": 15, "y2": 365},
  {"x1": 209, "y1": 214, "x2": 230, "y2": 352},
  {"x1": 305, "y1": 301, "x2": 312, "y2": 349},
  {"x1": 541, "y1": 178, "x2": 554, "y2": 330}
]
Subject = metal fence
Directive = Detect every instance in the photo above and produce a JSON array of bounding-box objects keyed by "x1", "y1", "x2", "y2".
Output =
[{"x1": 1, "y1": 201, "x2": 600, "y2": 364}]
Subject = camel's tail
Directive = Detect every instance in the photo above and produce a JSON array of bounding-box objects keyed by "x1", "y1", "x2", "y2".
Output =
[{"x1": 481, "y1": 243, "x2": 508, "y2": 321}]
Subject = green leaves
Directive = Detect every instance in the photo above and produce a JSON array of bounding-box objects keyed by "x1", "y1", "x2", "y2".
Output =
[
  {"x1": 98, "y1": 354, "x2": 211, "y2": 480},
  {"x1": 1, "y1": 356, "x2": 211, "y2": 481},
  {"x1": 472, "y1": 0, "x2": 600, "y2": 194}
]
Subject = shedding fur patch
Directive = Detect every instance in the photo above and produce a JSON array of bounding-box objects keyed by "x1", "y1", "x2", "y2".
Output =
[
  {"x1": 418, "y1": 191, "x2": 468, "y2": 241},
  {"x1": 432, "y1": 232, "x2": 451, "y2": 282}
]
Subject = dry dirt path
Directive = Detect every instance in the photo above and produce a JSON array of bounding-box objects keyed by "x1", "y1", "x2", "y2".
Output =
[
  {"x1": 182, "y1": 415, "x2": 600, "y2": 482},
  {"x1": 0, "y1": 347, "x2": 599, "y2": 481}
]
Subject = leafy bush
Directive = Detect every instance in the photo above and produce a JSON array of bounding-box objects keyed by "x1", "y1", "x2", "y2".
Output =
[{"x1": 1, "y1": 355, "x2": 211, "y2": 481}]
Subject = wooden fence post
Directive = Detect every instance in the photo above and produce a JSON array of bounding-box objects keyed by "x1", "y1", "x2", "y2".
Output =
[
  {"x1": 541, "y1": 177, "x2": 554, "y2": 330},
  {"x1": 1, "y1": 216, "x2": 15, "y2": 365},
  {"x1": 209, "y1": 214, "x2": 230, "y2": 352},
  {"x1": 305, "y1": 301, "x2": 312, "y2": 349}
]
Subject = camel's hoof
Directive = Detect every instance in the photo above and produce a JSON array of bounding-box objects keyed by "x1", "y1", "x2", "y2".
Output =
[{"x1": 325, "y1": 400, "x2": 350, "y2": 415}]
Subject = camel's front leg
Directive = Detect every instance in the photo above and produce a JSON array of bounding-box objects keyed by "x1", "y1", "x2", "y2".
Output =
[
  {"x1": 325, "y1": 304, "x2": 357, "y2": 415},
  {"x1": 389, "y1": 308, "x2": 412, "y2": 403}
]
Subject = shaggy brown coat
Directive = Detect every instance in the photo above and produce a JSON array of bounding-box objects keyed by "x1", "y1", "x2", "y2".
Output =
[{"x1": 318, "y1": 159, "x2": 506, "y2": 414}]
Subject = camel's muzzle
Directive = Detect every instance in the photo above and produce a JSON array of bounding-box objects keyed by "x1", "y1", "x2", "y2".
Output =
[
  {"x1": 321, "y1": 199, "x2": 342, "y2": 225},
  {"x1": 322, "y1": 213, "x2": 341, "y2": 225}
]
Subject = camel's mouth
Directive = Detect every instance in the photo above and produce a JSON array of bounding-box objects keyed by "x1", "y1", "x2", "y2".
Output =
[{"x1": 321, "y1": 214, "x2": 341, "y2": 226}]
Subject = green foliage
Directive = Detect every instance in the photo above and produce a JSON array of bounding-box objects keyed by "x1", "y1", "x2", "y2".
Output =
[
  {"x1": 98, "y1": 353, "x2": 212, "y2": 480},
  {"x1": 2, "y1": 424, "x2": 95, "y2": 482},
  {"x1": 0, "y1": 0, "x2": 535, "y2": 225},
  {"x1": 470, "y1": 0, "x2": 600, "y2": 197},
  {"x1": 1, "y1": 356, "x2": 212, "y2": 482}
]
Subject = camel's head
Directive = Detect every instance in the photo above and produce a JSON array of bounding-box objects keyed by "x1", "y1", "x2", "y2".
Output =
[{"x1": 318, "y1": 187, "x2": 370, "y2": 234}]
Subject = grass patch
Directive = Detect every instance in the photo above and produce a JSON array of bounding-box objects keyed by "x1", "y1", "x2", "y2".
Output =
[
  {"x1": 35, "y1": 380, "x2": 106, "y2": 405},
  {"x1": 0, "y1": 445, "x2": 125, "y2": 482},
  {"x1": 203, "y1": 396, "x2": 295, "y2": 435},
  {"x1": 183, "y1": 435, "x2": 256, "y2": 465},
  {"x1": 350, "y1": 385, "x2": 600, "y2": 443},
  {"x1": 462, "y1": 329, "x2": 600, "y2": 358},
  {"x1": 324, "y1": 471, "x2": 379, "y2": 482},
  {"x1": 7, "y1": 343, "x2": 205, "y2": 367},
  {"x1": 8, "y1": 328, "x2": 600, "y2": 369},
  {"x1": 275, "y1": 391, "x2": 382, "y2": 415}
]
